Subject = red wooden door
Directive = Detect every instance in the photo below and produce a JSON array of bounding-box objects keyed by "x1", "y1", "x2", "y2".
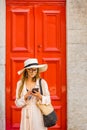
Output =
[{"x1": 6, "y1": 3, "x2": 66, "y2": 130}]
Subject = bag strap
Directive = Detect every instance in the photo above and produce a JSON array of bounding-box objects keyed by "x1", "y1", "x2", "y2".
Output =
[{"x1": 39, "y1": 78, "x2": 43, "y2": 95}]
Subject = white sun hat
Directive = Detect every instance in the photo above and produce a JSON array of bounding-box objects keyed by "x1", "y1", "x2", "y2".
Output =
[{"x1": 17, "y1": 58, "x2": 48, "y2": 75}]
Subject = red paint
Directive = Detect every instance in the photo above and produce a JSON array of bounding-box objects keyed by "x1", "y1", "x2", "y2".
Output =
[{"x1": 6, "y1": 1, "x2": 66, "y2": 130}]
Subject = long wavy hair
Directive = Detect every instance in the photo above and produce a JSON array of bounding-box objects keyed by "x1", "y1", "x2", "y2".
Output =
[{"x1": 18, "y1": 68, "x2": 40, "y2": 98}]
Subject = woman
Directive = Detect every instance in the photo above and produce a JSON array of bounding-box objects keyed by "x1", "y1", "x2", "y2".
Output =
[{"x1": 15, "y1": 58, "x2": 51, "y2": 130}]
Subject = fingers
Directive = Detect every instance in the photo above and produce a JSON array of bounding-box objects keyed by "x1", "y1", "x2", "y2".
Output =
[
  {"x1": 28, "y1": 91, "x2": 32, "y2": 94},
  {"x1": 32, "y1": 91, "x2": 40, "y2": 95},
  {"x1": 31, "y1": 91, "x2": 42, "y2": 99}
]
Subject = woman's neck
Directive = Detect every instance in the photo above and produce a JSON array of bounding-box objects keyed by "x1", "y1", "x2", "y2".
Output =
[
  {"x1": 26, "y1": 77, "x2": 36, "y2": 90},
  {"x1": 27, "y1": 77, "x2": 33, "y2": 82}
]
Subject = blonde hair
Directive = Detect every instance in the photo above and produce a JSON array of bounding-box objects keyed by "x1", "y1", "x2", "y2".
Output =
[{"x1": 18, "y1": 68, "x2": 40, "y2": 98}]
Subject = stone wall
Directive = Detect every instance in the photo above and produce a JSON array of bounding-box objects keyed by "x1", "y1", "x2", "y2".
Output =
[
  {"x1": 0, "y1": 0, "x2": 5, "y2": 130},
  {"x1": 67, "y1": 0, "x2": 87, "y2": 130}
]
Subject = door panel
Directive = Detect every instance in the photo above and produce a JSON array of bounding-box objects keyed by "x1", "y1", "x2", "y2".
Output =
[
  {"x1": 6, "y1": 4, "x2": 66, "y2": 130},
  {"x1": 35, "y1": 5, "x2": 66, "y2": 130},
  {"x1": 6, "y1": 5, "x2": 34, "y2": 130}
]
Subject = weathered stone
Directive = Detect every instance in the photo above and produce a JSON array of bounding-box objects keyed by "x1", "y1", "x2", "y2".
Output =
[
  {"x1": 67, "y1": 0, "x2": 87, "y2": 130},
  {"x1": 0, "y1": 47, "x2": 5, "y2": 65},
  {"x1": 0, "y1": 0, "x2": 5, "y2": 130},
  {"x1": 0, "y1": 0, "x2": 5, "y2": 47},
  {"x1": 68, "y1": 30, "x2": 87, "y2": 44}
]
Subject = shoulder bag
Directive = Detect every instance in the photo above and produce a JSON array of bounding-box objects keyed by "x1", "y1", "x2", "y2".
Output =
[{"x1": 36, "y1": 79, "x2": 58, "y2": 127}]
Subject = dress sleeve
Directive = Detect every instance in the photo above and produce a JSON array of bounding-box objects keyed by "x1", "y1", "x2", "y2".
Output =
[
  {"x1": 41, "y1": 79, "x2": 51, "y2": 105},
  {"x1": 15, "y1": 80, "x2": 26, "y2": 108}
]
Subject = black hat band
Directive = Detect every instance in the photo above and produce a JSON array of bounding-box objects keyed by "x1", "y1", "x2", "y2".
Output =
[{"x1": 24, "y1": 63, "x2": 38, "y2": 68}]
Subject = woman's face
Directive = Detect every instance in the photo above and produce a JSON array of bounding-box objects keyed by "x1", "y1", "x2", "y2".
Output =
[{"x1": 27, "y1": 68, "x2": 38, "y2": 78}]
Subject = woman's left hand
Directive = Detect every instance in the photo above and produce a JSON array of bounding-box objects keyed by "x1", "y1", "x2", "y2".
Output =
[{"x1": 32, "y1": 91, "x2": 42, "y2": 100}]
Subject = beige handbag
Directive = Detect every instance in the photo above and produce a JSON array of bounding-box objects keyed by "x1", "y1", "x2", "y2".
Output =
[
  {"x1": 36, "y1": 100, "x2": 54, "y2": 115},
  {"x1": 36, "y1": 79, "x2": 57, "y2": 127}
]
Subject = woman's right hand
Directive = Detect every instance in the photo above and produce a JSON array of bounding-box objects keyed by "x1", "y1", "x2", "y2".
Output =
[{"x1": 24, "y1": 91, "x2": 32, "y2": 100}]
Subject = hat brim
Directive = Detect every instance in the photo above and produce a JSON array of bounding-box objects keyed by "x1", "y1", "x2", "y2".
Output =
[{"x1": 17, "y1": 64, "x2": 48, "y2": 75}]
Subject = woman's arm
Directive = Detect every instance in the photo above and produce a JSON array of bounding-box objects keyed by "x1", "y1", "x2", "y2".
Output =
[
  {"x1": 41, "y1": 79, "x2": 51, "y2": 105},
  {"x1": 15, "y1": 81, "x2": 27, "y2": 108}
]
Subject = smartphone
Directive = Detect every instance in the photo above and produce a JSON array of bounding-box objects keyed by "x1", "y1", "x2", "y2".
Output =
[{"x1": 32, "y1": 88, "x2": 39, "y2": 93}]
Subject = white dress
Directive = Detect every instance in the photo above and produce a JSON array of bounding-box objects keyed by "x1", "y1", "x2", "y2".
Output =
[{"x1": 15, "y1": 78, "x2": 51, "y2": 130}]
